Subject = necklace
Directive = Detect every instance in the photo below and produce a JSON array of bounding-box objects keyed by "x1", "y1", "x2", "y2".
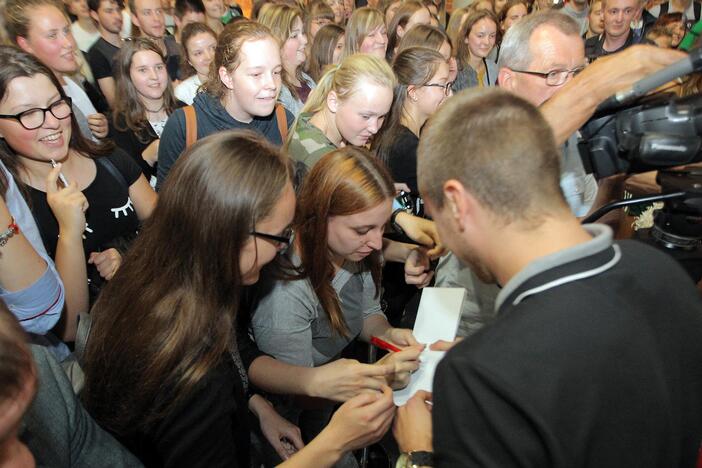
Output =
[{"x1": 144, "y1": 102, "x2": 165, "y2": 113}]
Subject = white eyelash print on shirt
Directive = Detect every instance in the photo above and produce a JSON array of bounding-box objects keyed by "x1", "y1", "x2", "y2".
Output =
[
  {"x1": 111, "y1": 197, "x2": 135, "y2": 219},
  {"x1": 82, "y1": 223, "x2": 94, "y2": 240}
]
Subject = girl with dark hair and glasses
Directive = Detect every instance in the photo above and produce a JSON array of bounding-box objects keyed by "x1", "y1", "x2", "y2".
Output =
[
  {"x1": 0, "y1": 46, "x2": 156, "y2": 341},
  {"x1": 373, "y1": 47, "x2": 452, "y2": 199}
]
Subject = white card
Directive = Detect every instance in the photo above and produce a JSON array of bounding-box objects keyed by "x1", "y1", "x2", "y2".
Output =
[{"x1": 393, "y1": 287, "x2": 465, "y2": 406}]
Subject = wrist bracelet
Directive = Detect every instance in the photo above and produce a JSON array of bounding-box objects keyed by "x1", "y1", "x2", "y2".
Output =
[
  {"x1": 0, "y1": 217, "x2": 19, "y2": 247},
  {"x1": 391, "y1": 209, "x2": 406, "y2": 236}
]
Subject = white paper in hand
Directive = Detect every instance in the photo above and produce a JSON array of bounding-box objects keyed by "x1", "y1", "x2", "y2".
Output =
[{"x1": 393, "y1": 287, "x2": 465, "y2": 405}]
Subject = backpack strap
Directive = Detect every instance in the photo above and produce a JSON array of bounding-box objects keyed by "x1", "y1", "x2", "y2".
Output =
[
  {"x1": 97, "y1": 156, "x2": 128, "y2": 190},
  {"x1": 275, "y1": 104, "x2": 288, "y2": 142},
  {"x1": 695, "y1": 1, "x2": 701, "y2": 20},
  {"x1": 184, "y1": 105, "x2": 198, "y2": 149}
]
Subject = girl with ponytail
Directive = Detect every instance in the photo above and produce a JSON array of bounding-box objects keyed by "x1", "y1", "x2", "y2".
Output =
[{"x1": 285, "y1": 53, "x2": 395, "y2": 170}]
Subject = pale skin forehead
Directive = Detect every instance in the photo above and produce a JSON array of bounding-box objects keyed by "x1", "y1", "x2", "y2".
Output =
[
  {"x1": 527, "y1": 24, "x2": 585, "y2": 69},
  {"x1": 602, "y1": 0, "x2": 641, "y2": 9}
]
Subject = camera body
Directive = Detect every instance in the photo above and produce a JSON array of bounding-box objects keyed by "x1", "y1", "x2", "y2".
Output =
[{"x1": 578, "y1": 93, "x2": 702, "y2": 179}]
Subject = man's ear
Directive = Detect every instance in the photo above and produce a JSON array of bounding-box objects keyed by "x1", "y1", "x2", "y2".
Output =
[
  {"x1": 327, "y1": 90, "x2": 339, "y2": 113},
  {"x1": 89, "y1": 9, "x2": 100, "y2": 23},
  {"x1": 442, "y1": 179, "x2": 469, "y2": 231},
  {"x1": 497, "y1": 67, "x2": 515, "y2": 92}
]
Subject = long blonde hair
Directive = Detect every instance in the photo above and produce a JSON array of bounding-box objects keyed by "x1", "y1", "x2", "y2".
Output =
[
  {"x1": 286, "y1": 53, "x2": 396, "y2": 147},
  {"x1": 344, "y1": 7, "x2": 385, "y2": 57},
  {"x1": 258, "y1": 4, "x2": 307, "y2": 100}
]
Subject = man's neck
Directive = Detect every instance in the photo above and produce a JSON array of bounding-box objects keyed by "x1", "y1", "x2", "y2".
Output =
[
  {"x1": 672, "y1": 0, "x2": 691, "y2": 11},
  {"x1": 77, "y1": 16, "x2": 98, "y2": 32},
  {"x1": 486, "y1": 214, "x2": 594, "y2": 287},
  {"x1": 603, "y1": 30, "x2": 629, "y2": 52},
  {"x1": 99, "y1": 27, "x2": 122, "y2": 47}
]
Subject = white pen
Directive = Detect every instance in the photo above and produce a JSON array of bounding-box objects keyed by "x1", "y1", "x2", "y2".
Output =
[{"x1": 50, "y1": 159, "x2": 69, "y2": 188}]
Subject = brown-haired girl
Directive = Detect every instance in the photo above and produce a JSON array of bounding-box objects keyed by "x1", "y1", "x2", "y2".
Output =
[
  {"x1": 373, "y1": 47, "x2": 451, "y2": 196},
  {"x1": 112, "y1": 38, "x2": 183, "y2": 183},
  {"x1": 344, "y1": 7, "x2": 388, "y2": 58},
  {"x1": 0, "y1": 46, "x2": 156, "y2": 339},
  {"x1": 385, "y1": 0, "x2": 432, "y2": 60},
  {"x1": 397, "y1": 23, "x2": 458, "y2": 81},
  {"x1": 453, "y1": 10, "x2": 499, "y2": 91},
  {"x1": 306, "y1": 23, "x2": 345, "y2": 82},
  {"x1": 157, "y1": 19, "x2": 293, "y2": 189},
  {"x1": 252, "y1": 146, "x2": 424, "y2": 451},
  {"x1": 174, "y1": 22, "x2": 218, "y2": 105},
  {"x1": 258, "y1": 4, "x2": 316, "y2": 116}
]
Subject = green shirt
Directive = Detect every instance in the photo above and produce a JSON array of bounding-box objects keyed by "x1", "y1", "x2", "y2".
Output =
[{"x1": 287, "y1": 112, "x2": 336, "y2": 170}]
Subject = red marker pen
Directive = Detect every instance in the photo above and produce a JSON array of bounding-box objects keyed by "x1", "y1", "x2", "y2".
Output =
[{"x1": 370, "y1": 336, "x2": 402, "y2": 353}]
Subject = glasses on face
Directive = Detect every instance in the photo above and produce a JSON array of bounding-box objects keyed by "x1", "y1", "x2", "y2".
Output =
[
  {"x1": 510, "y1": 66, "x2": 585, "y2": 86},
  {"x1": 251, "y1": 227, "x2": 293, "y2": 252},
  {"x1": 0, "y1": 97, "x2": 73, "y2": 130},
  {"x1": 422, "y1": 81, "x2": 454, "y2": 96}
]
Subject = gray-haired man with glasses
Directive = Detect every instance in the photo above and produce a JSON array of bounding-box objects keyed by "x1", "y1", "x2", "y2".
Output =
[{"x1": 434, "y1": 10, "x2": 687, "y2": 338}]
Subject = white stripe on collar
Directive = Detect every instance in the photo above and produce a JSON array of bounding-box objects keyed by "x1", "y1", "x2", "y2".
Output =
[{"x1": 511, "y1": 244, "x2": 622, "y2": 306}]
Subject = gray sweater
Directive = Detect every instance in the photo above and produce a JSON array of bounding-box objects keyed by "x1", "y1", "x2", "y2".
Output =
[{"x1": 252, "y1": 260, "x2": 385, "y2": 367}]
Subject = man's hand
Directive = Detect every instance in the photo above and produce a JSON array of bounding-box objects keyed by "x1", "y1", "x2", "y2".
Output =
[
  {"x1": 542, "y1": 45, "x2": 686, "y2": 145},
  {"x1": 393, "y1": 390, "x2": 433, "y2": 453},
  {"x1": 429, "y1": 338, "x2": 464, "y2": 352}
]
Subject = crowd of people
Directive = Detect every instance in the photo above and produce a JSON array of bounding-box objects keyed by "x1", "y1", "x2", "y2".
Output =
[{"x1": 0, "y1": 0, "x2": 702, "y2": 465}]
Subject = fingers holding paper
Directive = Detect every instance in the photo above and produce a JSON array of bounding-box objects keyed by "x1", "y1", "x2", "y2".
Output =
[{"x1": 376, "y1": 345, "x2": 424, "y2": 389}]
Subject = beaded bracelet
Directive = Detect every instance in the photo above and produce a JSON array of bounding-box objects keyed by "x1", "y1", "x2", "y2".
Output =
[{"x1": 0, "y1": 217, "x2": 19, "y2": 247}]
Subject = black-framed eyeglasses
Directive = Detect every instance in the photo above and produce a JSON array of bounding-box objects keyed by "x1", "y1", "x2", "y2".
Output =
[
  {"x1": 510, "y1": 66, "x2": 585, "y2": 86},
  {"x1": 423, "y1": 81, "x2": 454, "y2": 96},
  {"x1": 0, "y1": 97, "x2": 73, "y2": 130},
  {"x1": 251, "y1": 227, "x2": 293, "y2": 252}
]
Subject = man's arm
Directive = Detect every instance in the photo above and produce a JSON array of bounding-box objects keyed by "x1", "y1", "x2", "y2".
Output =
[{"x1": 542, "y1": 45, "x2": 686, "y2": 145}]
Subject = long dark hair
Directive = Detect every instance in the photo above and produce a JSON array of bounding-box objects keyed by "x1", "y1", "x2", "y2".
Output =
[
  {"x1": 386, "y1": 0, "x2": 429, "y2": 60},
  {"x1": 307, "y1": 23, "x2": 345, "y2": 82},
  {"x1": 81, "y1": 130, "x2": 291, "y2": 434},
  {"x1": 456, "y1": 10, "x2": 498, "y2": 70},
  {"x1": 294, "y1": 146, "x2": 394, "y2": 336},
  {"x1": 113, "y1": 38, "x2": 178, "y2": 143},
  {"x1": 0, "y1": 46, "x2": 112, "y2": 196},
  {"x1": 373, "y1": 47, "x2": 445, "y2": 166}
]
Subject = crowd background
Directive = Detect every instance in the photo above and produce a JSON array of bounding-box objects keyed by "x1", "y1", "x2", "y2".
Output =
[{"x1": 0, "y1": 0, "x2": 700, "y2": 464}]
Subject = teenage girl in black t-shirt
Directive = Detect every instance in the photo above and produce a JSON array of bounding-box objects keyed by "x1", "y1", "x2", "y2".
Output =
[
  {"x1": 111, "y1": 37, "x2": 184, "y2": 185},
  {"x1": 0, "y1": 47, "x2": 157, "y2": 342}
]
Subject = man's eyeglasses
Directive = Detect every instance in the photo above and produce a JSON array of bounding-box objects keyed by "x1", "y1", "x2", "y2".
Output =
[
  {"x1": 510, "y1": 66, "x2": 585, "y2": 86},
  {"x1": 0, "y1": 97, "x2": 73, "y2": 130},
  {"x1": 251, "y1": 227, "x2": 293, "y2": 252},
  {"x1": 423, "y1": 81, "x2": 454, "y2": 96}
]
